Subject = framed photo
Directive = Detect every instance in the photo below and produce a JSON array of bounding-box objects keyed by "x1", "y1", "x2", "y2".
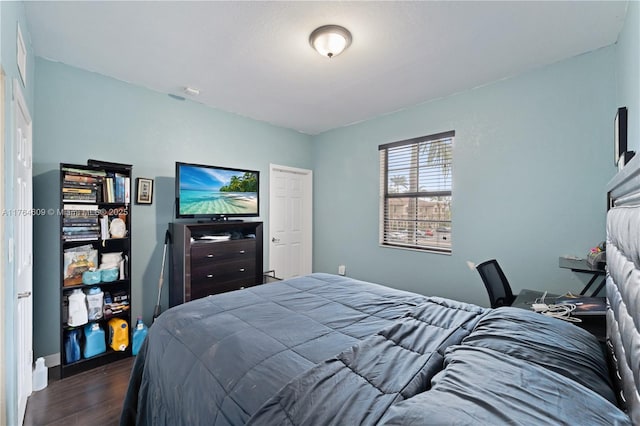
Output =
[
  {"x1": 614, "y1": 106, "x2": 628, "y2": 166},
  {"x1": 136, "y1": 178, "x2": 153, "y2": 205}
]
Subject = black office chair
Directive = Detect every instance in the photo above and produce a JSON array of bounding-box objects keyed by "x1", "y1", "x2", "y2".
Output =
[{"x1": 476, "y1": 259, "x2": 517, "y2": 308}]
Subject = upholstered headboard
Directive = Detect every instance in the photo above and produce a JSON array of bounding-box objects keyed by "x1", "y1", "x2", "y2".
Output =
[{"x1": 606, "y1": 154, "x2": 640, "y2": 423}]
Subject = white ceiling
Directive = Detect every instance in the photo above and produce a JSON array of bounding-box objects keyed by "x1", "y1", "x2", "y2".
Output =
[{"x1": 24, "y1": 1, "x2": 628, "y2": 135}]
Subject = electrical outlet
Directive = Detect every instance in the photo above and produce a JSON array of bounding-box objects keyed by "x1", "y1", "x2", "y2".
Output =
[{"x1": 338, "y1": 265, "x2": 346, "y2": 276}]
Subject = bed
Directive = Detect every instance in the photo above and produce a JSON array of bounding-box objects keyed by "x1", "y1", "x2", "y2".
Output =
[{"x1": 121, "y1": 161, "x2": 640, "y2": 425}]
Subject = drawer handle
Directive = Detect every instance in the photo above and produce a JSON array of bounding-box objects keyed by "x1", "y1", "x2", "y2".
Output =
[
  {"x1": 239, "y1": 268, "x2": 245, "y2": 272},
  {"x1": 239, "y1": 250, "x2": 245, "y2": 254},
  {"x1": 207, "y1": 274, "x2": 214, "y2": 278},
  {"x1": 207, "y1": 254, "x2": 214, "y2": 258}
]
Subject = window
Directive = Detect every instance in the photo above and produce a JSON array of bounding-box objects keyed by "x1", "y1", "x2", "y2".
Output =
[{"x1": 379, "y1": 131, "x2": 454, "y2": 253}]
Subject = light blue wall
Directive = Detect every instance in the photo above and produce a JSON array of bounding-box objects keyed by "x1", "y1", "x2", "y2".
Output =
[
  {"x1": 616, "y1": 0, "x2": 640, "y2": 152},
  {"x1": 32, "y1": 58, "x2": 312, "y2": 357},
  {"x1": 312, "y1": 47, "x2": 618, "y2": 307},
  {"x1": 28, "y1": 1, "x2": 639, "y2": 365},
  {"x1": 1, "y1": 2, "x2": 35, "y2": 425}
]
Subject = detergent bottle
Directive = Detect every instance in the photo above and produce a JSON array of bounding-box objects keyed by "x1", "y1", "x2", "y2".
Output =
[
  {"x1": 32, "y1": 357, "x2": 48, "y2": 391},
  {"x1": 85, "y1": 287, "x2": 104, "y2": 321},
  {"x1": 83, "y1": 322, "x2": 106, "y2": 358},
  {"x1": 64, "y1": 328, "x2": 81, "y2": 364},
  {"x1": 108, "y1": 318, "x2": 129, "y2": 351},
  {"x1": 132, "y1": 316, "x2": 148, "y2": 356},
  {"x1": 67, "y1": 289, "x2": 88, "y2": 327}
]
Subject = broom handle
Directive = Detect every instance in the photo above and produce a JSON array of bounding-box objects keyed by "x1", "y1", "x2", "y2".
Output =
[{"x1": 156, "y1": 230, "x2": 171, "y2": 307}]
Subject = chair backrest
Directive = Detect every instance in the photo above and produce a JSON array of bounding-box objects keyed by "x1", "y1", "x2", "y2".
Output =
[{"x1": 476, "y1": 259, "x2": 515, "y2": 308}]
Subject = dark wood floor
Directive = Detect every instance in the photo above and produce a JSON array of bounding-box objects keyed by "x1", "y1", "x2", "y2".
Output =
[{"x1": 23, "y1": 357, "x2": 134, "y2": 426}]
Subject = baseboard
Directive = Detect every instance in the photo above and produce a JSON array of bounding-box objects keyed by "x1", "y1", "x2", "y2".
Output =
[{"x1": 44, "y1": 352, "x2": 60, "y2": 368}]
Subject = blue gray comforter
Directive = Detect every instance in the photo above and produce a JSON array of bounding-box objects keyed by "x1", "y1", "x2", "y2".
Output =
[{"x1": 121, "y1": 273, "x2": 630, "y2": 425}]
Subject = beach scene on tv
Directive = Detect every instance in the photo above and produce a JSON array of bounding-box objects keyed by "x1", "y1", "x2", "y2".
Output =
[{"x1": 179, "y1": 165, "x2": 258, "y2": 215}]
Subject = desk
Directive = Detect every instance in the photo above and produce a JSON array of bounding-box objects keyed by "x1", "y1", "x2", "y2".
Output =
[
  {"x1": 558, "y1": 256, "x2": 606, "y2": 296},
  {"x1": 511, "y1": 289, "x2": 557, "y2": 309},
  {"x1": 512, "y1": 289, "x2": 606, "y2": 342}
]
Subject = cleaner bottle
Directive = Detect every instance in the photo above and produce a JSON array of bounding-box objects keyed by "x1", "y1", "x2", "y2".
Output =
[
  {"x1": 132, "y1": 316, "x2": 148, "y2": 356},
  {"x1": 64, "y1": 328, "x2": 81, "y2": 364},
  {"x1": 32, "y1": 357, "x2": 47, "y2": 391},
  {"x1": 67, "y1": 289, "x2": 88, "y2": 327},
  {"x1": 85, "y1": 287, "x2": 104, "y2": 321},
  {"x1": 83, "y1": 322, "x2": 106, "y2": 358}
]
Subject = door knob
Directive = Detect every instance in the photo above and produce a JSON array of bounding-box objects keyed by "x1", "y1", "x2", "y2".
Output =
[
  {"x1": 18, "y1": 291, "x2": 31, "y2": 299},
  {"x1": 272, "y1": 237, "x2": 280, "y2": 243}
]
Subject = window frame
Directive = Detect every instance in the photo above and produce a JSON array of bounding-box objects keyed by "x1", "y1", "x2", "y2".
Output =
[{"x1": 379, "y1": 130, "x2": 454, "y2": 254}]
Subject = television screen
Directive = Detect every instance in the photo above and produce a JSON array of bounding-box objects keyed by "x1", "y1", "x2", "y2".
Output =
[{"x1": 176, "y1": 162, "x2": 259, "y2": 219}]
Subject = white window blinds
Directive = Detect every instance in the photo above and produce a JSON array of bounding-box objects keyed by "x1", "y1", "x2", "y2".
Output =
[{"x1": 379, "y1": 131, "x2": 454, "y2": 253}]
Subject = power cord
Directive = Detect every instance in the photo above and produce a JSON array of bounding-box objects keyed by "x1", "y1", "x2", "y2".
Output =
[{"x1": 530, "y1": 293, "x2": 582, "y2": 323}]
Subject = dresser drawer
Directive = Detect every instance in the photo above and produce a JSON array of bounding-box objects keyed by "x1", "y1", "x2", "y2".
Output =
[
  {"x1": 191, "y1": 259, "x2": 256, "y2": 283},
  {"x1": 190, "y1": 278, "x2": 253, "y2": 299},
  {"x1": 191, "y1": 239, "x2": 256, "y2": 265},
  {"x1": 190, "y1": 261, "x2": 257, "y2": 299}
]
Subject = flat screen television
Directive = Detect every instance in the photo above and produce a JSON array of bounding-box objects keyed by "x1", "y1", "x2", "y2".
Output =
[{"x1": 175, "y1": 162, "x2": 259, "y2": 220}]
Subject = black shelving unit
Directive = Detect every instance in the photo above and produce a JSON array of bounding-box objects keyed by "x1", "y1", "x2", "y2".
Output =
[{"x1": 59, "y1": 160, "x2": 132, "y2": 378}]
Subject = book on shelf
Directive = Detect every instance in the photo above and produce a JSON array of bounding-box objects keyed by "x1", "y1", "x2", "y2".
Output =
[
  {"x1": 62, "y1": 224, "x2": 99, "y2": 231},
  {"x1": 63, "y1": 179, "x2": 98, "y2": 187},
  {"x1": 102, "y1": 177, "x2": 116, "y2": 203},
  {"x1": 63, "y1": 174, "x2": 101, "y2": 184},
  {"x1": 63, "y1": 225, "x2": 100, "y2": 233},
  {"x1": 61, "y1": 166, "x2": 107, "y2": 177},
  {"x1": 115, "y1": 174, "x2": 126, "y2": 203},
  {"x1": 100, "y1": 216, "x2": 110, "y2": 240},
  {"x1": 62, "y1": 194, "x2": 98, "y2": 203},
  {"x1": 63, "y1": 217, "x2": 98, "y2": 223},
  {"x1": 62, "y1": 234, "x2": 99, "y2": 242},
  {"x1": 63, "y1": 204, "x2": 99, "y2": 212},
  {"x1": 100, "y1": 173, "x2": 129, "y2": 203},
  {"x1": 62, "y1": 186, "x2": 95, "y2": 194},
  {"x1": 124, "y1": 177, "x2": 130, "y2": 203},
  {"x1": 63, "y1": 215, "x2": 99, "y2": 223}
]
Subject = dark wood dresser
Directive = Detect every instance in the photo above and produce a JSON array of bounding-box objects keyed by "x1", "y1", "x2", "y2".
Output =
[{"x1": 169, "y1": 221, "x2": 263, "y2": 307}]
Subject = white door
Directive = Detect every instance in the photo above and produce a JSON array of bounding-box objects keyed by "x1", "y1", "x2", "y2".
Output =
[
  {"x1": 0, "y1": 67, "x2": 6, "y2": 425},
  {"x1": 269, "y1": 164, "x2": 312, "y2": 279},
  {"x1": 13, "y1": 80, "x2": 33, "y2": 425}
]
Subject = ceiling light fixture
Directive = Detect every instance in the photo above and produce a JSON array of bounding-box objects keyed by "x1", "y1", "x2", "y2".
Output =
[
  {"x1": 184, "y1": 86, "x2": 200, "y2": 96},
  {"x1": 309, "y1": 25, "x2": 352, "y2": 58}
]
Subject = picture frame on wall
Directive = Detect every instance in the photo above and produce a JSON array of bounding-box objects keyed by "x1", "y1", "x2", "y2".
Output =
[
  {"x1": 614, "y1": 106, "x2": 628, "y2": 166},
  {"x1": 136, "y1": 178, "x2": 154, "y2": 205}
]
